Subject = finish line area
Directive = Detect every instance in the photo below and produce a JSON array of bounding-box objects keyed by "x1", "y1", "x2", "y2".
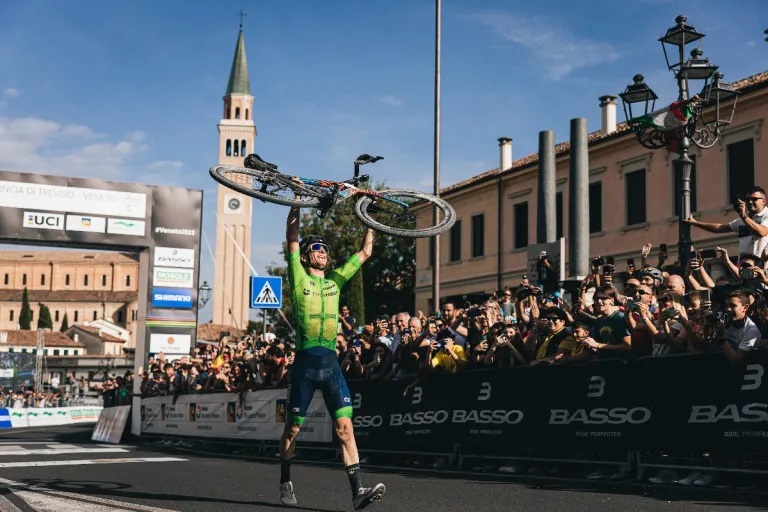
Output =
[{"x1": 0, "y1": 425, "x2": 764, "y2": 512}]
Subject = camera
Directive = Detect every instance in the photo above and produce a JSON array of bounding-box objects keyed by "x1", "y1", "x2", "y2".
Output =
[
  {"x1": 403, "y1": 328, "x2": 411, "y2": 335},
  {"x1": 591, "y1": 256, "x2": 605, "y2": 267},
  {"x1": 602, "y1": 264, "x2": 615, "y2": 275}
]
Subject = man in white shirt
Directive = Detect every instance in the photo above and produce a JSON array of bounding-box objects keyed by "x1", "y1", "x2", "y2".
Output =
[
  {"x1": 720, "y1": 291, "x2": 760, "y2": 365},
  {"x1": 50, "y1": 375, "x2": 60, "y2": 392},
  {"x1": 686, "y1": 186, "x2": 768, "y2": 258}
]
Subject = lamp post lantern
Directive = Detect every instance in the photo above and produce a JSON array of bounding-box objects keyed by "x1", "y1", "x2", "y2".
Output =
[
  {"x1": 198, "y1": 281, "x2": 212, "y2": 309},
  {"x1": 620, "y1": 15, "x2": 738, "y2": 269}
]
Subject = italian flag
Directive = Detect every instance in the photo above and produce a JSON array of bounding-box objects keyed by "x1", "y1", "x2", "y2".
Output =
[{"x1": 632, "y1": 98, "x2": 696, "y2": 131}]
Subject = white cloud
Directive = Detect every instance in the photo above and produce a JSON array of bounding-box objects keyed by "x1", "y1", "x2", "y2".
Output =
[
  {"x1": 466, "y1": 11, "x2": 620, "y2": 80},
  {"x1": 380, "y1": 95, "x2": 404, "y2": 107},
  {"x1": 146, "y1": 160, "x2": 183, "y2": 171},
  {"x1": 3, "y1": 88, "x2": 19, "y2": 98}
]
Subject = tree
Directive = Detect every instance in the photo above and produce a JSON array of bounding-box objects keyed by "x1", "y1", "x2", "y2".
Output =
[
  {"x1": 37, "y1": 304, "x2": 53, "y2": 331},
  {"x1": 59, "y1": 312, "x2": 70, "y2": 332},
  {"x1": 19, "y1": 287, "x2": 32, "y2": 330}
]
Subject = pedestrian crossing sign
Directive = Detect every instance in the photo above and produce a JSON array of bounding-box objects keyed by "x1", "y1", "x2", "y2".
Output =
[{"x1": 250, "y1": 276, "x2": 282, "y2": 309}]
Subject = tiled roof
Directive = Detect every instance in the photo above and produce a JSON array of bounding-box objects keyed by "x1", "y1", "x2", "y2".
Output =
[
  {"x1": 0, "y1": 290, "x2": 138, "y2": 303},
  {"x1": 441, "y1": 70, "x2": 768, "y2": 197},
  {"x1": 69, "y1": 325, "x2": 126, "y2": 344},
  {"x1": 0, "y1": 251, "x2": 138, "y2": 263},
  {"x1": 197, "y1": 323, "x2": 244, "y2": 342},
  {"x1": 0, "y1": 330, "x2": 84, "y2": 348}
]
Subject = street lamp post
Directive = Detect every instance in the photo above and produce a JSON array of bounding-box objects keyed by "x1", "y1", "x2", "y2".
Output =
[
  {"x1": 198, "y1": 281, "x2": 212, "y2": 309},
  {"x1": 620, "y1": 15, "x2": 738, "y2": 269}
]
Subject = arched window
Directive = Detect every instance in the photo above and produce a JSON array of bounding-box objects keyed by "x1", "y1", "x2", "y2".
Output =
[
  {"x1": 102, "y1": 275, "x2": 107, "y2": 286},
  {"x1": 241, "y1": 140, "x2": 247, "y2": 155},
  {"x1": 55, "y1": 310, "x2": 59, "y2": 322},
  {"x1": 126, "y1": 275, "x2": 131, "y2": 287},
  {"x1": 65, "y1": 274, "x2": 71, "y2": 286},
  {"x1": 9, "y1": 310, "x2": 14, "y2": 321},
  {"x1": 40, "y1": 274, "x2": 45, "y2": 286},
  {"x1": 235, "y1": 107, "x2": 241, "y2": 119},
  {"x1": 3, "y1": 274, "x2": 7, "y2": 285},
  {"x1": 22, "y1": 274, "x2": 26, "y2": 286},
  {"x1": 93, "y1": 311, "x2": 97, "y2": 321},
  {"x1": 233, "y1": 140, "x2": 239, "y2": 157},
  {"x1": 74, "y1": 311, "x2": 79, "y2": 322},
  {"x1": 226, "y1": 139, "x2": 232, "y2": 156},
  {"x1": 84, "y1": 275, "x2": 89, "y2": 286},
  {"x1": 245, "y1": 108, "x2": 249, "y2": 120}
]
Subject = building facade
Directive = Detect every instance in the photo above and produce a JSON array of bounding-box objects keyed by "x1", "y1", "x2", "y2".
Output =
[
  {"x1": 212, "y1": 28, "x2": 256, "y2": 329},
  {"x1": 0, "y1": 251, "x2": 139, "y2": 347},
  {"x1": 414, "y1": 72, "x2": 768, "y2": 312}
]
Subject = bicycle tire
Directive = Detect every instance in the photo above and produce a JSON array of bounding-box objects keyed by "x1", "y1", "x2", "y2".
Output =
[
  {"x1": 354, "y1": 189, "x2": 456, "y2": 238},
  {"x1": 209, "y1": 165, "x2": 324, "y2": 208}
]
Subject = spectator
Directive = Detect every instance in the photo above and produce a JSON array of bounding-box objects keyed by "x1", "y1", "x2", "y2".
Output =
[
  {"x1": 499, "y1": 289, "x2": 516, "y2": 323},
  {"x1": 365, "y1": 341, "x2": 394, "y2": 381},
  {"x1": 582, "y1": 286, "x2": 632, "y2": 357},
  {"x1": 529, "y1": 307, "x2": 577, "y2": 364},
  {"x1": 427, "y1": 330, "x2": 467, "y2": 373},
  {"x1": 339, "y1": 305, "x2": 356, "y2": 337},
  {"x1": 721, "y1": 290, "x2": 762, "y2": 365}
]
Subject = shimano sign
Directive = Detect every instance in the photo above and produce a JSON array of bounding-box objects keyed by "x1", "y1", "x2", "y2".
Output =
[{"x1": 151, "y1": 287, "x2": 194, "y2": 309}]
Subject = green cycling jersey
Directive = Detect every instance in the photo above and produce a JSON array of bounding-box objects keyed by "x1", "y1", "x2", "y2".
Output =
[{"x1": 288, "y1": 250, "x2": 362, "y2": 351}]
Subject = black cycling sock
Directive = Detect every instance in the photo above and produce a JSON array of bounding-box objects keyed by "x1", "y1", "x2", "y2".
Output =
[
  {"x1": 280, "y1": 457, "x2": 293, "y2": 484},
  {"x1": 345, "y1": 463, "x2": 362, "y2": 496}
]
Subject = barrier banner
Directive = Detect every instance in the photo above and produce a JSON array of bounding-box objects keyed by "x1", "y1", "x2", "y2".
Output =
[
  {"x1": 9, "y1": 409, "x2": 27, "y2": 428},
  {"x1": 26, "y1": 408, "x2": 72, "y2": 427},
  {"x1": 92, "y1": 405, "x2": 131, "y2": 444},
  {"x1": 140, "y1": 391, "x2": 332, "y2": 442},
  {"x1": 384, "y1": 373, "x2": 455, "y2": 454},
  {"x1": 640, "y1": 352, "x2": 768, "y2": 449},
  {"x1": 70, "y1": 407, "x2": 103, "y2": 422},
  {"x1": 0, "y1": 408, "x2": 12, "y2": 429},
  {"x1": 348, "y1": 379, "x2": 392, "y2": 450},
  {"x1": 449, "y1": 368, "x2": 533, "y2": 456},
  {"x1": 528, "y1": 359, "x2": 648, "y2": 449}
]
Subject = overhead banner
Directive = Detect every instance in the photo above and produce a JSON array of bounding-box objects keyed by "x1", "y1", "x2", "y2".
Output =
[
  {"x1": 140, "y1": 390, "x2": 333, "y2": 443},
  {"x1": 0, "y1": 170, "x2": 204, "y2": 355}
]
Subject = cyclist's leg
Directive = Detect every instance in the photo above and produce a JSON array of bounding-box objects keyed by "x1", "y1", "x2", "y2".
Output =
[{"x1": 279, "y1": 357, "x2": 314, "y2": 489}]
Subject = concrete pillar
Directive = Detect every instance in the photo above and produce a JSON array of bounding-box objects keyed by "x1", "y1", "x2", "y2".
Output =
[
  {"x1": 537, "y1": 130, "x2": 556, "y2": 244},
  {"x1": 568, "y1": 118, "x2": 589, "y2": 278}
]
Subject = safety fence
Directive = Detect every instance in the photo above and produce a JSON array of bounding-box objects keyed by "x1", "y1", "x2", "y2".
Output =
[
  {"x1": 0, "y1": 406, "x2": 102, "y2": 429},
  {"x1": 136, "y1": 351, "x2": 768, "y2": 475}
]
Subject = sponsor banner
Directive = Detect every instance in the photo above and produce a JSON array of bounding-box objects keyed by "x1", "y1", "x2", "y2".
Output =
[
  {"x1": 149, "y1": 333, "x2": 192, "y2": 354},
  {"x1": 9, "y1": 409, "x2": 27, "y2": 428},
  {"x1": 140, "y1": 390, "x2": 332, "y2": 442},
  {"x1": 348, "y1": 379, "x2": 392, "y2": 450},
  {"x1": 154, "y1": 247, "x2": 195, "y2": 268},
  {"x1": 154, "y1": 226, "x2": 196, "y2": 236},
  {"x1": 92, "y1": 405, "x2": 131, "y2": 444},
  {"x1": 146, "y1": 313, "x2": 197, "y2": 329},
  {"x1": 151, "y1": 287, "x2": 194, "y2": 309},
  {"x1": 153, "y1": 267, "x2": 194, "y2": 288},
  {"x1": 23, "y1": 211, "x2": 64, "y2": 230},
  {"x1": 0, "y1": 181, "x2": 146, "y2": 218},
  {"x1": 66, "y1": 214, "x2": 106, "y2": 233},
  {"x1": 0, "y1": 369, "x2": 14, "y2": 378},
  {"x1": 107, "y1": 218, "x2": 145, "y2": 236},
  {"x1": 640, "y1": 352, "x2": 768, "y2": 448},
  {"x1": 0, "y1": 408, "x2": 12, "y2": 429},
  {"x1": 26, "y1": 408, "x2": 71, "y2": 427}
]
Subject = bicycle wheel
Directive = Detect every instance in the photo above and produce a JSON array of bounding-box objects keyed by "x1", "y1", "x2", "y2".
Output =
[
  {"x1": 354, "y1": 189, "x2": 456, "y2": 238},
  {"x1": 209, "y1": 165, "x2": 325, "y2": 208}
]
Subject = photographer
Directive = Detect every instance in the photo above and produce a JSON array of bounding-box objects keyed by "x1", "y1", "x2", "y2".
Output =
[
  {"x1": 427, "y1": 330, "x2": 467, "y2": 374},
  {"x1": 686, "y1": 186, "x2": 768, "y2": 259},
  {"x1": 484, "y1": 322, "x2": 528, "y2": 368},
  {"x1": 340, "y1": 338, "x2": 365, "y2": 379},
  {"x1": 535, "y1": 251, "x2": 557, "y2": 293},
  {"x1": 529, "y1": 308, "x2": 577, "y2": 365},
  {"x1": 365, "y1": 341, "x2": 394, "y2": 381}
]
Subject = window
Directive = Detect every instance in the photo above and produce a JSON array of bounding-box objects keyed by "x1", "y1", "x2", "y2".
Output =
[
  {"x1": 471, "y1": 214, "x2": 485, "y2": 258},
  {"x1": 514, "y1": 202, "x2": 529, "y2": 249},
  {"x1": 8, "y1": 348, "x2": 13, "y2": 353},
  {"x1": 3, "y1": 274, "x2": 7, "y2": 285},
  {"x1": 245, "y1": 108, "x2": 249, "y2": 120},
  {"x1": 102, "y1": 275, "x2": 107, "y2": 286},
  {"x1": 21, "y1": 348, "x2": 26, "y2": 353},
  {"x1": 131, "y1": 309, "x2": 137, "y2": 321},
  {"x1": 449, "y1": 220, "x2": 462, "y2": 262},
  {"x1": 30, "y1": 310, "x2": 33, "y2": 321},
  {"x1": 235, "y1": 107, "x2": 241, "y2": 119},
  {"x1": 40, "y1": 274, "x2": 45, "y2": 286},
  {"x1": 64, "y1": 350, "x2": 68, "y2": 355},
  {"x1": 93, "y1": 311, "x2": 98, "y2": 321},
  {"x1": 53, "y1": 349, "x2": 60, "y2": 356},
  {"x1": 227, "y1": 107, "x2": 231, "y2": 119},
  {"x1": 589, "y1": 182, "x2": 603, "y2": 233},
  {"x1": 727, "y1": 139, "x2": 755, "y2": 205},
  {"x1": 74, "y1": 311, "x2": 79, "y2": 322},
  {"x1": 73, "y1": 350, "x2": 78, "y2": 355},
  {"x1": 117, "y1": 309, "x2": 124, "y2": 323},
  {"x1": 241, "y1": 139, "x2": 247, "y2": 155},
  {"x1": 22, "y1": 274, "x2": 26, "y2": 286},
  {"x1": 55, "y1": 310, "x2": 59, "y2": 322},
  {"x1": 126, "y1": 275, "x2": 131, "y2": 287},
  {"x1": 9, "y1": 310, "x2": 13, "y2": 321},
  {"x1": 625, "y1": 169, "x2": 647, "y2": 225},
  {"x1": 674, "y1": 155, "x2": 698, "y2": 216},
  {"x1": 233, "y1": 140, "x2": 239, "y2": 157},
  {"x1": 84, "y1": 275, "x2": 89, "y2": 286},
  {"x1": 65, "y1": 274, "x2": 71, "y2": 286},
  {"x1": 556, "y1": 191, "x2": 564, "y2": 240},
  {"x1": 226, "y1": 139, "x2": 232, "y2": 156}
]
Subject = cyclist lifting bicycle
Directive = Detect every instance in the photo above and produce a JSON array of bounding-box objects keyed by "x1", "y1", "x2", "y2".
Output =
[{"x1": 279, "y1": 204, "x2": 385, "y2": 510}]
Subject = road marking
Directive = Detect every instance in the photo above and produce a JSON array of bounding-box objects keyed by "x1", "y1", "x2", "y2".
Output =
[
  {"x1": 0, "y1": 445, "x2": 24, "y2": 451},
  {"x1": 0, "y1": 456, "x2": 185, "y2": 468},
  {"x1": 0, "y1": 493, "x2": 24, "y2": 512},
  {"x1": 0, "y1": 447, "x2": 128, "y2": 456},
  {"x1": 0, "y1": 476, "x2": 182, "y2": 511},
  {"x1": 47, "y1": 444, "x2": 79, "y2": 449}
]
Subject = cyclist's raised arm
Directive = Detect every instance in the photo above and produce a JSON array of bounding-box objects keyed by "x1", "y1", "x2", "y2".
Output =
[
  {"x1": 286, "y1": 205, "x2": 300, "y2": 253},
  {"x1": 356, "y1": 227, "x2": 374, "y2": 264}
]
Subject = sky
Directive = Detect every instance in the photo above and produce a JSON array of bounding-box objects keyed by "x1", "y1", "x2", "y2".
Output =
[{"x1": 0, "y1": 0, "x2": 766, "y2": 321}]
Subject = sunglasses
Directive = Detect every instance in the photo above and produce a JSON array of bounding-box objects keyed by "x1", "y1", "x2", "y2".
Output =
[
  {"x1": 308, "y1": 243, "x2": 329, "y2": 253},
  {"x1": 746, "y1": 197, "x2": 765, "y2": 202},
  {"x1": 635, "y1": 290, "x2": 651, "y2": 296}
]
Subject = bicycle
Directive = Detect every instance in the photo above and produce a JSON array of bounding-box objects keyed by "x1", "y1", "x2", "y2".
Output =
[{"x1": 209, "y1": 153, "x2": 456, "y2": 238}]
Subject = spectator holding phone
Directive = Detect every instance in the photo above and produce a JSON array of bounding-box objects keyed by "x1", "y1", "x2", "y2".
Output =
[
  {"x1": 428, "y1": 330, "x2": 467, "y2": 373},
  {"x1": 686, "y1": 186, "x2": 768, "y2": 259}
]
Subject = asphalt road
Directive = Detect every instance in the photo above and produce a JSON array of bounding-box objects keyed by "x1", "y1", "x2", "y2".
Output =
[{"x1": 0, "y1": 425, "x2": 766, "y2": 512}]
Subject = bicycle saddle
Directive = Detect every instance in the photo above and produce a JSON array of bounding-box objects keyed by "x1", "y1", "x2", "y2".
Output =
[
  {"x1": 354, "y1": 154, "x2": 384, "y2": 165},
  {"x1": 244, "y1": 153, "x2": 278, "y2": 172}
]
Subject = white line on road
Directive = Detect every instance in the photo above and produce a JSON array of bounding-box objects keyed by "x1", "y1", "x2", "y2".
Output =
[
  {"x1": 0, "y1": 493, "x2": 24, "y2": 512},
  {"x1": 0, "y1": 456, "x2": 185, "y2": 468},
  {"x1": 0, "y1": 447, "x2": 128, "y2": 456}
]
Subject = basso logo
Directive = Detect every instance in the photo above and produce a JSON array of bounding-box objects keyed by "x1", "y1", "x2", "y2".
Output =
[
  {"x1": 452, "y1": 409, "x2": 524, "y2": 425},
  {"x1": 354, "y1": 415, "x2": 384, "y2": 428},
  {"x1": 155, "y1": 226, "x2": 196, "y2": 236},
  {"x1": 549, "y1": 407, "x2": 651, "y2": 425},
  {"x1": 389, "y1": 410, "x2": 449, "y2": 426},
  {"x1": 689, "y1": 403, "x2": 768, "y2": 423},
  {"x1": 23, "y1": 211, "x2": 64, "y2": 230}
]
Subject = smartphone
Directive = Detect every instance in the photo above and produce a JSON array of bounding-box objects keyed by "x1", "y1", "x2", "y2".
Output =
[
  {"x1": 701, "y1": 289, "x2": 711, "y2": 303},
  {"x1": 698, "y1": 248, "x2": 718, "y2": 260},
  {"x1": 660, "y1": 244, "x2": 668, "y2": 253},
  {"x1": 602, "y1": 264, "x2": 615, "y2": 275},
  {"x1": 627, "y1": 258, "x2": 635, "y2": 267}
]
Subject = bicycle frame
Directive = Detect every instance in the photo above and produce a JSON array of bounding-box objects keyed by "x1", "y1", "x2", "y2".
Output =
[{"x1": 297, "y1": 176, "x2": 411, "y2": 209}]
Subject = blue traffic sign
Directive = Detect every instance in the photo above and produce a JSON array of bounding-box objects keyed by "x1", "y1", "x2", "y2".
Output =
[{"x1": 250, "y1": 276, "x2": 283, "y2": 309}]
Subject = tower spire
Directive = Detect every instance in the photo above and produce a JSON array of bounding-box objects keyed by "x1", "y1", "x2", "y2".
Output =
[{"x1": 226, "y1": 19, "x2": 251, "y2": 96}]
